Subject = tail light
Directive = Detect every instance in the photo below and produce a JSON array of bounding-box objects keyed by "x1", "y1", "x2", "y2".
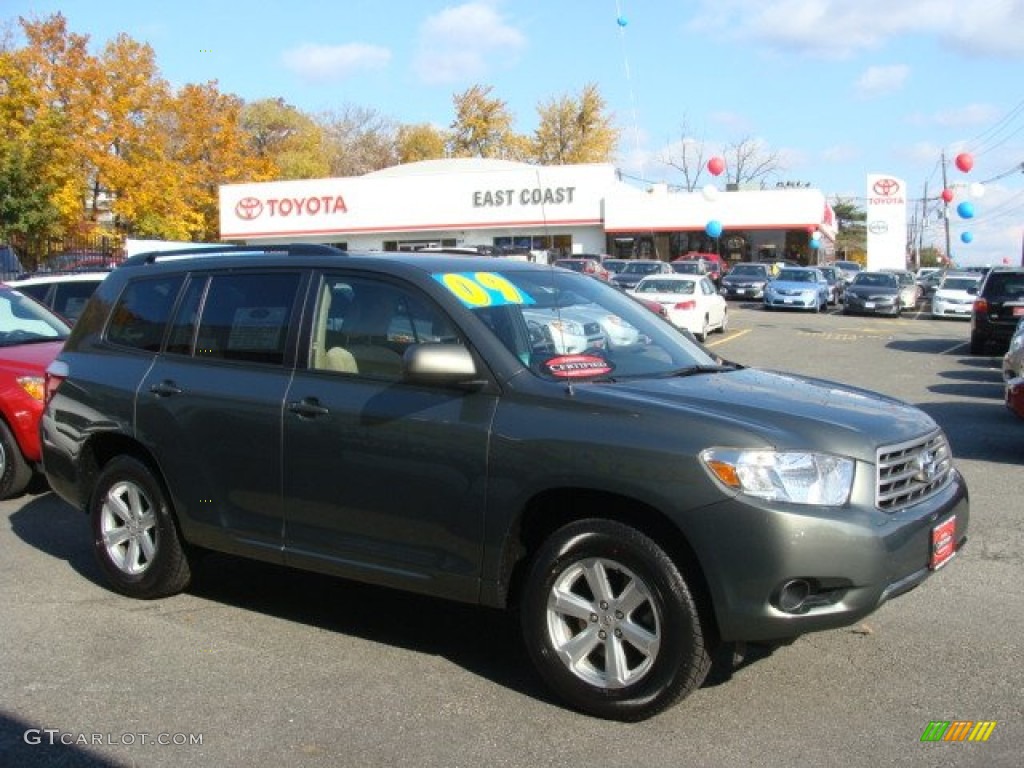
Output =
[
  {"x1": 973, "y1": 298, "x2": 989, "y2": 314},
  {"x1": 674, "y1": 300, "x2": 697, "y2": 310},
  {"x1": 44, "y1": 359, "x2": 69, "y2": 405}
]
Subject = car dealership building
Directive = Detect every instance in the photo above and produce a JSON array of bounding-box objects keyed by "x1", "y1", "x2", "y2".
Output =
[{"x1": 219, "y1": 158, "x2": 837, "y2": 265}]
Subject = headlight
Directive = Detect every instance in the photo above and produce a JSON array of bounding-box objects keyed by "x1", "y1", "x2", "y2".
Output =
[{"x1": 701, "y1": 449, "x2": 854, "y2": 505}]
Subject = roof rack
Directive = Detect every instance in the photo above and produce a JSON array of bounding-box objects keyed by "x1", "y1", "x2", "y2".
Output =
[{"x1": 121, "y1": 243, "x2": 346, "y2": 267}]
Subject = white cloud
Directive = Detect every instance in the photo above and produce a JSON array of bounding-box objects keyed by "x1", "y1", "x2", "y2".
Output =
[
  {"x1": 688, "y1": 0, "x2": 1024, "y2": 59},
  {"x1": 413, "y1": 2, "x2": 527, "y2": 85},
  {"x1": 282, "y1": 43, "x2": 391, "y2": 84},
  {"x1": 854, "y1": 65, "x2": 909, "y2": 99}
]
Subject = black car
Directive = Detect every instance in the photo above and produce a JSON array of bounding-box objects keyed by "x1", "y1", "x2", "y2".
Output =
[
  {"x1": 970, "y1": 266, "x2": 1024, "y2": 353},
  {"x1": 609, "y1": 259, "x2": 673, "y2": 290},
  {"x1": 843, "y1": 271, "x2": 902, "y2": 316},
  {"x1": 41, "y1": 244, "x2": 968, "y2": 721},
  {"x1": 719, "y1": 262, "x2": 772, "y2": 300}
]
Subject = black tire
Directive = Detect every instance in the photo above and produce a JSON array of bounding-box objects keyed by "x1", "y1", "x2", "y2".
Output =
[
  {"x1": 969, "y1": 333, "x2": 987, "y2": 355},
  {"x1": 89, "y1": 456, "x2": 192, "y2": 599},
  {"x1": 697, "y1": 316, "x2": 709, "y2": 342},
  {"x1": 0, "y1": 420, "x2": 32, "y2": 500},
  {"x1": 520, "y1": 519, "x2": 712, "y2": 721}
]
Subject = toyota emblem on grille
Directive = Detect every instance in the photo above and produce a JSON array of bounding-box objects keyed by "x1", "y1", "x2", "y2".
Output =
[{"x1": 913, "y1": 450, "x2": 938, "y2": 483}]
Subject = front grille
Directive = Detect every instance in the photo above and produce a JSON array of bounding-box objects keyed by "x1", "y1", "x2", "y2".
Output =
[{"x1": 877, "y1": 431, "x2": 954, "y2": 512}]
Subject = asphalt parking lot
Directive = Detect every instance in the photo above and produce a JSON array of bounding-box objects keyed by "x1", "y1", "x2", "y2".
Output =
[{"x1": 2, "y1": 300, "x2": 1021, "y2": 768}]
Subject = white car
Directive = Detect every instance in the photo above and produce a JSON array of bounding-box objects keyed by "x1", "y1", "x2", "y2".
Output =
[
  {"x1": 931, "y1": 272, "x2": 982, "y2": 320},
  {"x1": 629, "y1": 274, "x2": 728, "y2": 340},
  {"x1": 5, "y1": 271, "x2": 110, "y2": 324}
]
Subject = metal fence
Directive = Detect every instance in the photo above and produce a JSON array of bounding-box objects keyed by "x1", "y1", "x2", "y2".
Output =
[{"x1": 3, "y1": 233, "x2": 125, "y2": 274}]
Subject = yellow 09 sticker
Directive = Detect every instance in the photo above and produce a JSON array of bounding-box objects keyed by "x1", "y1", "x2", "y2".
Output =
[{"x1": 434, "y1": 272, "x2": 535, "y2": 307}]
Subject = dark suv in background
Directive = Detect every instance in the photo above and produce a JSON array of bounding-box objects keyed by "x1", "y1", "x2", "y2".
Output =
[
  {"x1": 41, "y1": 244, "x2": 968, "y2": 721},
  {"x1": 970, "y1": 266, "x2": 1024, "y2": 353}
]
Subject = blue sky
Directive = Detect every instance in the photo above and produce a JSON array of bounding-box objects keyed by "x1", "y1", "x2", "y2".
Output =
[{"x1": 5, "y1": 0, "x2": 1023, "y2": 265}]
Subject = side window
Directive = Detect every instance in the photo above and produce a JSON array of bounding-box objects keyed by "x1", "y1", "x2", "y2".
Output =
[
  {"x1": 106, "y1": 275, "x2": 185, "y2": 352},
  {"x1": 52, "y1": 281, "x2": 101, "y2": 323},
  {"x1": 310, "y1": 275, "x2": 459, "y2": 379},
  {"x1": 165, "y1": 277, "x2": 208, "y2": 356},
  {"x1": 191, "y1": 272, "x2": 302, "y2": 365}
]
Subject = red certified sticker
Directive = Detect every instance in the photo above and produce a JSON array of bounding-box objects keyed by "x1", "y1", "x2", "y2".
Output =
[
  {"x1": 542, "y1": 354, "x2": 614, "y2": 379},
  {"x1": 930, "y1": 516, "x2": 957, "y2": 570}
]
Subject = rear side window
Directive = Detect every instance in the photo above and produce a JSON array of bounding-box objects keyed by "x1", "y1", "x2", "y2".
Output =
[
  {"x1": 984, "y1": 272, "x2": 1024, "y2": 299},
  {"x1": 169, "y1": 272, "x2": 302, "y2": 366},
  {"x1": 106, "y1": 275, "x2": 185, "y2": 352}
]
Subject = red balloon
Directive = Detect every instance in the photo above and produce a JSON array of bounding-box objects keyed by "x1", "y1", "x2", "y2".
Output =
[
  {"x1": 707, "y1": 156, "x2": 725, "y2": 176},
  {"x1": 940, "y1": 188, "x2": 954, "y2": 203},
  {"x1": 1003, "y1": 257, "x2": 1011, "y2": 265},
  {"x1": 954, "y1": 152, "x2": 973, "y2": 173}
]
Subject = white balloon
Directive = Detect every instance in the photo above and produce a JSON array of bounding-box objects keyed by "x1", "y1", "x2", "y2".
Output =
[
  {"x1": 702, "y1": 184, "x2": 719, "y2": 202},
  {"x1": 969, "y1": 182, "x2": 985, "y2": 199}
]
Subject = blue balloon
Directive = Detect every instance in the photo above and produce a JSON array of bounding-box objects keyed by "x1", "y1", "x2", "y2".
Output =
[
  {"x1": 705, "y1": 219, "x2": 723, "y2": 238},
  {"x1": 957, "y1": 201, "x2": 975, "y2": 219},
  {"x1": 617, "y1": 16, "x2": 628, "y2": 27},
  {"x1": 960, "y1": 232, "x2": 973, "y2": 244},
  {"x1": 809, "y1": 237, "x2": 821, "y2": 249}
]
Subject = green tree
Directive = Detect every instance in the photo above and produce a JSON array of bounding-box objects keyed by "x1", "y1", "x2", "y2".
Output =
[
  {"x1": 532, "y1": 83, "x2": 618, "y2": 165},
  {"x1": 241, "y1": 98, "x2": 329, "y2": 179}
]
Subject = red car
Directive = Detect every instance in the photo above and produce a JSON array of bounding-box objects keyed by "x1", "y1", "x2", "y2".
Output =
[
  {"x1": 554, "y1": 257, "x2": 611, "y2": 281},
  {"x1": 0, "y1": 284, "x2": 70, "y2": 498}
]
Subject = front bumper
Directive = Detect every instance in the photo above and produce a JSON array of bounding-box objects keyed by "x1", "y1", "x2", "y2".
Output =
[
  {"x1": 845, "y1": 295, "x2": 899, "y2": 315},
  {"x1": 932, "y1": 299, "x2": 972, "y2": 318},
  {"x1": 764, "y1": 292, "x2": 818, "y2": 310},
  {"x1": 684, "y1": 469, "x2": 969, "y2": 642}
]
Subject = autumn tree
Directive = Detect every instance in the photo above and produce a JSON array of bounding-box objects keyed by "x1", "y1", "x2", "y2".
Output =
[
  {"x1": 7, "y1": 14, "x2": 99, "y2": 231},
  {"x1": 396, "y1": 123, "x2": 448, "y2": 163},
  {"x1": 157, "y1": 82, "x2": 276, "y2": 240},
  {"x1": 241, "y1": 97, "x2": 329, "y2": 179},
  {"x1": 448, "y1": 84, "x2": 523, "y2": 159},
  {"x1": 533, "y1": 83, "x2": 618, "y2": 165},
  {"x1": 319, "y1": 105, "x2": 398, "y2": 177}
]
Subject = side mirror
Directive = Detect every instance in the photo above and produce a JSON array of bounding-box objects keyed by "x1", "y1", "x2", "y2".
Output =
[{"x1": 403, "y1": 344, "x2": 484, "y2": 388}]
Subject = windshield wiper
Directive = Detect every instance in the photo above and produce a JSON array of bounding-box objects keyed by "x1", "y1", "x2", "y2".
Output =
[{"x1": 663, "y1": 362, "x2": 742, "y2": 378}]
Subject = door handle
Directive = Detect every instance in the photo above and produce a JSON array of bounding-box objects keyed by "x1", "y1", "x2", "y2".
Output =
[
  {"x1": 288, "y1": 398, "x2": 329, "y2": 418},
  {"x1": 149, "y1": 381, "x2": 182, "y2": 397}
]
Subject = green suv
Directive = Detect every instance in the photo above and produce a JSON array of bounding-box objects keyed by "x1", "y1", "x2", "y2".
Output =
[{"x1": 41, "y1": 245, "x2": 969, "y2": 721}]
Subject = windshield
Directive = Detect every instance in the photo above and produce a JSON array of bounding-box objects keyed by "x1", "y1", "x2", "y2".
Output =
[
  {"x1": 0, "y1": 288, "x2": 71, "y2": 345},
  {"x1": 433, "y1": 268, "x2": 719, "y2": 380},
  {"x1": 852, "y1": 273, "x2": 897, "y2": 288},
  {"x1": 622, "y1": 262, "x2": 662, "y2": 275},
  {"x1": 730, "y1": 265, "x2": 767, "y2": 278},
  {"x1": 777, "y1": 269, "x2": 815, "y2": 282},
  {"x1": 941, "y1": 277, "x2": 979, "y2": 291}
]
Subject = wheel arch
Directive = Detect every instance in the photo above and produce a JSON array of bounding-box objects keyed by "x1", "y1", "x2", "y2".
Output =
[
  {"x1": 499, "y1": 487, "x2": 720, "y2": 641},
  {"x1": 78, "y1": 433, "x2": 170, "y2": 515}
]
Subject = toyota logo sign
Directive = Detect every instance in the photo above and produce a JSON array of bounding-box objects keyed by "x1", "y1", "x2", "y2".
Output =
[
  {"x1": 235, "y1": 197, "x2": 264, "y2": 220},
  {"x1": 872, "y1": 178, "x2": 901, "y2": 197}
]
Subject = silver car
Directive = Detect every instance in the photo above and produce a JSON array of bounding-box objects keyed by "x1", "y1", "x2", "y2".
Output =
[{"x1": 882, "y1": 269, "x2": 921, "y2": 310}]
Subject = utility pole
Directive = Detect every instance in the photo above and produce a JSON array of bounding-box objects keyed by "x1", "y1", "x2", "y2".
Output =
[{"x1": 940, "y1": 150, "x2": 952, "y2": 265}]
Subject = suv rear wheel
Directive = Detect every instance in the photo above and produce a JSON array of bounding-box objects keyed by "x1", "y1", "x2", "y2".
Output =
[
  {"x1": 90, "y1": 456, "x2": 192, "y2": 598},
  {"x1": 520, "y1": 519, "x2": 711, "y2": 721}
]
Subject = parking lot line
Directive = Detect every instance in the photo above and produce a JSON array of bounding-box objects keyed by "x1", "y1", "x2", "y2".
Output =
[{"x1": 706, "y1": 328, "x2": 750, "y2": 347}]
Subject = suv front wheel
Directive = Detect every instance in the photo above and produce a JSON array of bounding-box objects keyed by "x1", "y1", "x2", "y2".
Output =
[
  {"x1": 90, "y1": 456, "x2": 192, "y2": 599},
  {"x1": 520, "y1": 519, "x2": 712, "y2": 721}
]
